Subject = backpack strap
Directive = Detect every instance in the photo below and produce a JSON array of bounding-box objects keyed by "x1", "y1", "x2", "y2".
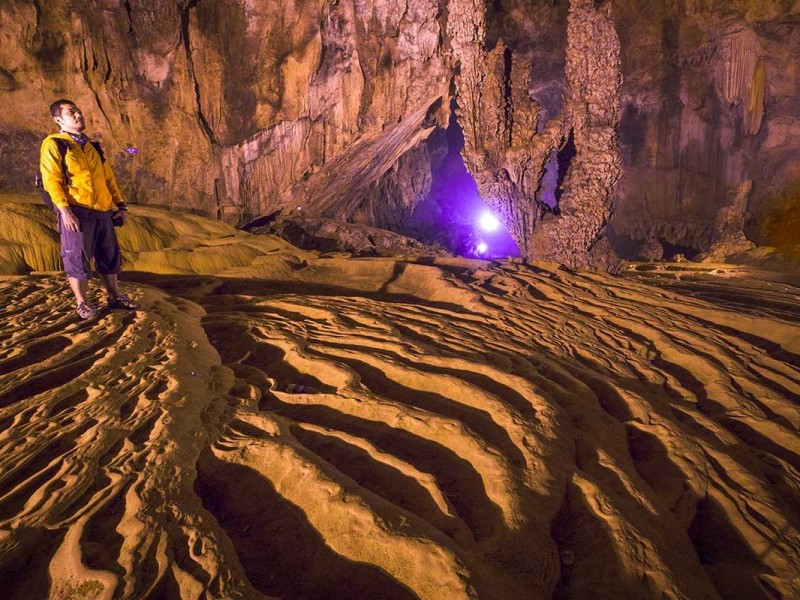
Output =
[
  {"x1": 36, "y1": 137, "x2": 71, "y2": 211},
  {"x1": 90, "y1": 141, "x2": 106, "y2": 163},
  {"x1": 54, "y1": 138, "x2": 70, "y2": 185}
]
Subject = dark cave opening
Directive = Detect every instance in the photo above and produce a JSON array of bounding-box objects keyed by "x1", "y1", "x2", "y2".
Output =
[
  {"x1": 536, "y1": 130, "x2": 573, "y2": 217},
  {"x1": 659, "y1": 238, "x2": 700, "y2": 260},
  {"x1": 539, "y1": 151, "x2": 559, "y2": 211},
  {"x1": 414, "y1": 102, "x2": 521, "y2": 260},
  {"x1": 605, "y1": 225, "x2": 702, "y2": 261}
]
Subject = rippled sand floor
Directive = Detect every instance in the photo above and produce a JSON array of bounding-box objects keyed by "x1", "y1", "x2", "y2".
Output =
[
  {"x1": 0, "y1": 203, "x2": 798, "y2": 599},
  {"x1": 0, "y1": 204, "x2": 800, "y2": 600}
]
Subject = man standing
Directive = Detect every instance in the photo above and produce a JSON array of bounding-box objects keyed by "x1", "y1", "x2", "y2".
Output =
[{"x1": 40, "y1": 99, "x2": 139, "y2": 319}]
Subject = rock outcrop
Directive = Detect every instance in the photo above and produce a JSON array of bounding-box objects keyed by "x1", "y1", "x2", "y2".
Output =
[
  {"x1": 447, "y1": 0, "x2": 549, "y2": 260},
  {"x1": 445, "y1": 0, "x2": 623, "y2": 268},
  {"x1": 527, "y1": 0, "x2": 622, "y2": 270},
  {"x1": 245, "y1": 211, "x2": 452, "y2": 258}
]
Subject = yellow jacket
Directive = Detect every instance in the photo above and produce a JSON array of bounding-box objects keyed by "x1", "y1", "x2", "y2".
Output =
[{"x1": 39, "y1": 133, "x2": 125, "y2": 211}]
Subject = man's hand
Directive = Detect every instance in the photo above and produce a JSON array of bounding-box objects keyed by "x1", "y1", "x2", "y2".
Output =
[
  {"x1": 58, "y1": 206, "x2": 80, "y2": 232},
  {"x1": 112, "y1": 209, "x2": 126, "y2": 226}
]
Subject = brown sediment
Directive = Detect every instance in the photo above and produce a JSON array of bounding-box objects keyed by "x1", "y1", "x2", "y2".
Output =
[{"x1": 0, "y1": 203, "x2": 798, "y2": 598}]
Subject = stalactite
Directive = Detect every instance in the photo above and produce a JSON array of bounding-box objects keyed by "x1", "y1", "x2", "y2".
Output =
[
  {"x1": 746, "y1": 59, "x2": 766, "y2": 135},
  {"x1": 722, "y1": 27, "x2": 759, "y2": 105}
]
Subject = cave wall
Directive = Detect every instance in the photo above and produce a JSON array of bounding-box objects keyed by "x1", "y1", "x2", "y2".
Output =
[
  {"x1": 0, "y1": 0, "x2": 216, "y2": 212},
  {"x1": 452, "y1": 0, "x2": 800, "y2": 263},
  {"x1": 1, "y1": 0, "x2": 799, "y2": 267},
  {"x1": 0, "y1": 0, "x2": 451, "y2": 224},
  {"x1": 610, "y1": 0, "x2": 800, "y2": 255}
]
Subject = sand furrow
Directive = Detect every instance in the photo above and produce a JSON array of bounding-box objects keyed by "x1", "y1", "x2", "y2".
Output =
[
  {"x1": 0, "y1": 280, "x2": 265, "y2": 599},
  {"x1": 1, "y1": 247, "x2": 799, "y2": 599}
]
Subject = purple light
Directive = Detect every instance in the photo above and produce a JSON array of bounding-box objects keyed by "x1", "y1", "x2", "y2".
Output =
[
  {"x1": 125, "y1": 147, "x2": 139, "y2": 155},
  {"x1": 476, "y1": 242, "x2": 488, "y2": 254},
  {"x1": 478, "y1": 211, "x2": 500, "y2": 232}
]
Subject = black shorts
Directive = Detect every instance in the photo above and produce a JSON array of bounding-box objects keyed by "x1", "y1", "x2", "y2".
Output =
[{"x1": 58, "y1": 205, "x2": 121, "y2": 279}]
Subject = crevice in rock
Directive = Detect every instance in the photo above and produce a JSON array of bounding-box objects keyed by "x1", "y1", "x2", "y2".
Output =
[
  {"x1": 103, "y1": 48, "x2": 112, "y2": 84},
  {"x1": 658, "y1": 238, "x2": 700, "y2": 261},
  {"x1": 123, "y1": 0, "x2": 133, "y2": 34},
  {"x1": 502, "y1": 46, "x2": 514, "y2": 146},
  {"x1": 180, "y1": 1, "x2": 218, "y2": 147},
  {"x1": 554, "y1": 129, "x2": 575, "y2": 208}
]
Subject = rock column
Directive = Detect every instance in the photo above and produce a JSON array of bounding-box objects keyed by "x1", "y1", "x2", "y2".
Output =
[
  {"x1": 449, "y1": 0, "x2": 622, "y2": 269},
  {"x1": 529, "y1": 0, "x2": 623, "y2": 270},
  {"x1": 447, "y1": 0, "x2": 560, "y2": 259}
]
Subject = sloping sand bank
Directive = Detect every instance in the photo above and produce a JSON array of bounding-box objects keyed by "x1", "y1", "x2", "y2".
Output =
[{"x1": 0, "y1": 202, "x2": 798, "y2": 599}]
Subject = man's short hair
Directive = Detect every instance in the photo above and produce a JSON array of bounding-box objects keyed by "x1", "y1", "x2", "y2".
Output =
[{"x1": 49, "y1": 99, "x2": 76, "y2": 117}]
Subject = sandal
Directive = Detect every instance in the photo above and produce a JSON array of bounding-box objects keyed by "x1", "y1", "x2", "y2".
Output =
[
  {"x1": 107, "y1": 294, "x2": 140, "y2": 310},
  {"x1": 76, "y1": 301, "x2": 98, "y2": 320}
]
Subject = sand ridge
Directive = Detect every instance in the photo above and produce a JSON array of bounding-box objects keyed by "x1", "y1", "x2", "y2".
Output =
[{"x1": 0, "y1": 202, "x2": 799, "y2": 598}]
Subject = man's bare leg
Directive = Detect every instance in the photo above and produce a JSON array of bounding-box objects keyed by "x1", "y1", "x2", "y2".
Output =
[
  {"x1": 68, "y1": 276, "x2": 89, "y2": 305},
  {"x1": 100, "y1": 273, "x2": 139, "y2": 310},
  {"x1": 99, "y1": 273, "x2": 120, "y2": 300}
]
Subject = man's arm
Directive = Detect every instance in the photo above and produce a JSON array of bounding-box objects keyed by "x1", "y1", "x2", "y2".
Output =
[
  {"x1": 103, "y1": 159, "x2": 128, "y2": 224},
  {"x1": 40, "y1": 139, "x2": 80, "y2": 232},
  {"x1": 102, "y1": 160, "x2": 126, "y2": 208}
]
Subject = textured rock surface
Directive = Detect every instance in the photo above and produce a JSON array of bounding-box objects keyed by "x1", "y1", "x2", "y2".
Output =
[
  {"x1": 445, "y1": 0, "x2": 623, "y2": 268},
  {"x1": 246, "y1": 211, "x2": 452, "y2": 258},
  {"x1": 1, "y1": 0, "x2": 799, "y2": 269},
  {"x1": 610, "y1": 0, "x2": 800, "y2": 259},
  {"x1": 450, "y1": 4, "x2": 554, "y2": 260},
  {"x1": 0, "y1": 0, "x2": 451, "y2": 224},
  {"x1": 527, "y1": 0, "x2": 622, "y2": 270}
]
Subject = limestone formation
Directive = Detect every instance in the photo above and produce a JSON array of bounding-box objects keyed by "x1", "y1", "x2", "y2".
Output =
[
  {"x1": 636, "y1": 238, "x2": 666, "y2": 262},
  {"x1": 1, "y1": 201, "x2": 799, "y2": 598},
  {"x1": 0, "y1": 0, "x2": 451, "y2": 224},
  {"x1": 528, "y1": 0, "x2": 622, "y2": 270},
  {"x1": 611, "y1": 1, "x2": 800, "y2": 259},
  {"x1": 245, "y1": 211, "x2": 451, "y2": 258},
  {"x1": 1, "y1": 0, "x2": 799, "y2": 269}
]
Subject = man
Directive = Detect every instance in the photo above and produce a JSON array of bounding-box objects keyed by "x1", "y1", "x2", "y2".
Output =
[{"x1": 40, "y1": 99, "x2": 139, "y2": 319}]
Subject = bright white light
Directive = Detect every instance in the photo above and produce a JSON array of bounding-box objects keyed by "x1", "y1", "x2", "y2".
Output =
[
  {"x1": 478, "y1": 211, "x2": 501, "y2": 232},
  {"x1": 476, "y1": 242, "x2": 488, "y2": 254}
]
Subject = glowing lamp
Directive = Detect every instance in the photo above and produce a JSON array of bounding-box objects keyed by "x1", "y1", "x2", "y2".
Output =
[
  {"x1": 476, "y1": 242, "x2": 488, "y2": 254},
  {"x1": 478, "y1": 211, "x2": 500, "y2": 232}
]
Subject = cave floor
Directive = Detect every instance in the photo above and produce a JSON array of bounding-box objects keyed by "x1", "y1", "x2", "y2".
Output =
[{"x1": 0, "y1": 258, "x2": 798, "y2": 599}]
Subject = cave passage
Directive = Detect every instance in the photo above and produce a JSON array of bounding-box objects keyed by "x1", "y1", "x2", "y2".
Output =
[
  {"x1": 423, "y1": 103, "x2": 520, "y2": 260},
  {"x1": 659, "y1": 238, "x2": 700, "y2": 261}
]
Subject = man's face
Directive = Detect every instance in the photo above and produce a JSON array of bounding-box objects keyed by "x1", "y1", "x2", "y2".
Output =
[{"x1": 54, "y1": 104, "x2": 85, "y2": 134}]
